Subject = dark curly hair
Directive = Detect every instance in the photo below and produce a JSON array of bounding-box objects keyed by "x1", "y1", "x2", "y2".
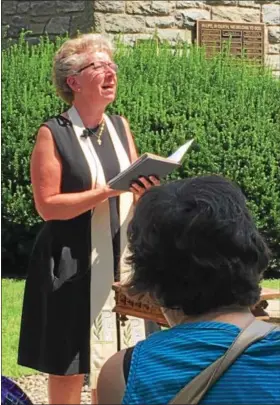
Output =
[{"x1": 126, "y1": 175, "x2": 270, "y2": 315}]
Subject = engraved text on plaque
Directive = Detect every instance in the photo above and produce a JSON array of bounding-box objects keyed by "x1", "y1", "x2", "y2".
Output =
[{"x1": 197, "y1": 21, "x2": 265, "y2": 63}]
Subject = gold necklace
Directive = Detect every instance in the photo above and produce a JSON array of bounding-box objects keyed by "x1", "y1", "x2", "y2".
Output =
[{"x1": 94, "y1": 120, "x2": 105, "y2": 146}]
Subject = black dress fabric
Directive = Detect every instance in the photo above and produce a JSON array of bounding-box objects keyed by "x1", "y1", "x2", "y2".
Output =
[{"x1": 18, "y1": 114, "x2": 130, "y2": 375}]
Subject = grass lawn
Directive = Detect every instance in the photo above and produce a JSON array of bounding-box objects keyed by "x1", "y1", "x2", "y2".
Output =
[
  {"x1": 2, "y1": 277, "x2": 280, "y2": 378},
  {"x1": 2, "y1": 278, "x2": 39, "y2": 378},
  {"x1": 261, "y1": 279, "x2": 280, "y2": 290}
]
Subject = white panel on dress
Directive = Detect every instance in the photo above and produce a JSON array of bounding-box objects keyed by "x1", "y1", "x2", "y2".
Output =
[{"x1": 67, "y1": 107, "x2": 146, "y2": 389}]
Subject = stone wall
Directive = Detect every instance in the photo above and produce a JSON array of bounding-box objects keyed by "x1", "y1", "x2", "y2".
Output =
[
  {"x1": 2, "y1": 1, "x2": 93, "y2": 42},
  {"x1": 2, "y1": 0, "x2": 280, "y2": 73},
  {"x1": 93, "y1": 0, "x2": 280, "y2": 74}
]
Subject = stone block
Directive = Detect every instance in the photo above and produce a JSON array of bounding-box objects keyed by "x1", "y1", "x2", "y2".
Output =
[
  {"x1": 103, "y1": 15, "x2": 146, "y2": 33},
  {"x1": 126, "y1": 1, "x2": 171, "y2": 15},
  {"x1": 2, "y1": 1, "x2": 17, "y2": 15},
  {"x1": 206, "y1": 1, "x2": 237, "y2": 5},
  {"x1": 175, "y1": 8, "x2": 210, "y2": 28},
  {"x1": 237, "y1": 1, "x2": 261, "y2": 7},
  {"x1": 7, "y1": 15, "x2": 29, "y2": 36},
  {"x1": 268, "y1": 26, "x2": 280, "y2": 43},
  {"x1": 150, "y1": 1, "x2": 172, "y2": 15},
  {"x1": 268, "y1": 42, "x2": 280, "y2": 53},
  {"x1": 29, "y1": 22, "x2": 47, "y2": 35},
  {"x1": 116, "y1": 35, "x2": 136, "y2": 46},
  {"x1": 70, "y1": 14, "x2": 93, "y2": 36},
  {"x1": 26, "y1": 37, "x2": 41, "y2": 45},
  {"x1": 255, "y1": 0, "x2": 280, "y2": 3},
  {"x1": 266, "y1": 53, "x2": 280, "y2": 69},
  {"x1": 170, "y1": 1, "x2": 178, "y2": 10},
  {"x1": 93, "y1": 1, "x2": 125, "y2": 13},
  {"x1": 146, "y1": 16, "x2": 175, "y2": 28},
  {"x1": 94, "y1": 13, "x2": 105, "y2": 32},
  {"x1": 156, "y1": 28, "x2": 192, "y2": 43},
  {"x1": 255, "y1": 0, "x2": 279, "y2": 5},
  {"x1": 12, "y1": 15, "x2": 28, "y2": 28},
  {"x1": 56, "y1": 1, "x2": 85, "y2": 12},
  {"x1": 31, "y1": 1, "x2": 55, "y2": 16},
  {"x1": 45, "y1": 16, "x2": 70, "y2": 34},
  {"x1": 119, "y1": 33, "x2": 158, "y2": 45},
  {"x1": 212, "y1": 6, "x2": 260, "y2": 22},
  {"x1": 262, "y1": 4, "x2": 280, "y2": 25},
  {"x1": 2, "y1": 24, "x2": 10, "y2": 39},
  {"x1": 126, "y1": 1, "x2": 152, "y2": 15},
  {"x1": 17, "y1": 2, "x2": 30, "y2": 13},
  {"x1": 2, "y1": 17, "x2": 9, "y2": 27},
  {"x1": 30, "y1": 16, "x2": 50, "y2": 23},
  {"x1": 176, "y1": 1, "x2": 208, "y2": 9}
]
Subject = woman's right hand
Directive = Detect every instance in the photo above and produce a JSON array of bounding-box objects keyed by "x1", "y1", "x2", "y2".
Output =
[{"x1": 101, "y1": 184, "x2": 125, "y2": 198}]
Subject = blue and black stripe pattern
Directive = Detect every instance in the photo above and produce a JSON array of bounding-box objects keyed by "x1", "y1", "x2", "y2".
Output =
[{"x1": 123, "y1": 321, "x2": 280, "y2": 404}]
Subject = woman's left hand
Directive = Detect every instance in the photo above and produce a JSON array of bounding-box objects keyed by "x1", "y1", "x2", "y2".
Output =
[{"x1": 129, "y1": 176, "x2": 160, "y2": 197}]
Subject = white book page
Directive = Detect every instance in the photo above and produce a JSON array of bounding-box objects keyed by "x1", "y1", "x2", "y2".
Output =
[{"x1": 168, "y1": 139, "x2": 194, "y2": 163}]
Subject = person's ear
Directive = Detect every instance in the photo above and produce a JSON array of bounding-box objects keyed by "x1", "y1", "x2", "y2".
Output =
[{"x1": 66, "y1": 75, "x2": 81, "y2": 93}]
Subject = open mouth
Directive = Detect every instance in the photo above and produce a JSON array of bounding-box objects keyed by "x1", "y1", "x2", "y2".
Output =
[{"x1": 102, "y1": 84, "x2": 114, "y2": 90}]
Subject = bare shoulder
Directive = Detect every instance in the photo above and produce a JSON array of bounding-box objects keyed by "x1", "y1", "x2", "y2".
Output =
[
  {"x1": 120, "y1": 115, "x2": 129, "y2": 125},
  {"x1": 32, "y1": 124, "x2": 60, "y2": 163},
  {"x1": 97, "y1": 349, "x2": 126, "y2": 404},
  {"x1": 34, "y1": 125, "x2": 54, "y2": 146},
  {"x1": 120, "y1": 116, "x2": 132, "y2": 133}
]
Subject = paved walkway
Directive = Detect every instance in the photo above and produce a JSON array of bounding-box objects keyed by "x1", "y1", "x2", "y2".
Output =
[
  {"x1": 14, "y1": 374, "x2": 91, "y2": 405},
  {"x1": 266, "y1": 298, "x2": 280, "y2": 319}
]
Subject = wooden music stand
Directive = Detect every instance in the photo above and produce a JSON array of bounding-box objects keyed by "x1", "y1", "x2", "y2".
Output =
[
  {"x1": 112, "y1": 282, "x2": 168, "y2": 326},
  {"x1": 252, "y1": 287, "x2": 280, "y2": 322},
  {"x1": 112, "y1": 283, "x2": 280, "y2": 326}
]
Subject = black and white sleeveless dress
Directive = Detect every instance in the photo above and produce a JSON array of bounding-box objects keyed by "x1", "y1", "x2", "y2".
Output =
[{"x1": 18, "y1": 108, "x2": 147, "y2": 387}]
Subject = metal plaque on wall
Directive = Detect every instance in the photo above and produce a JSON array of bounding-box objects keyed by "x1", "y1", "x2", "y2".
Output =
[{"x1": 197, "y1": 20, "x2": 265, "y2": 63}]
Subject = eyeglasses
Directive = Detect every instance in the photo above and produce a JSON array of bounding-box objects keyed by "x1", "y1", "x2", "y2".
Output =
[{"x1": 76, "y1": 61, "x2": 118, "y2": 74}]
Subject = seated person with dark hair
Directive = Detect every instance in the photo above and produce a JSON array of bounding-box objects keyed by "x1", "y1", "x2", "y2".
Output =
[{"x1": 97, "y1": 175, "x2": 280, "y2": 405}]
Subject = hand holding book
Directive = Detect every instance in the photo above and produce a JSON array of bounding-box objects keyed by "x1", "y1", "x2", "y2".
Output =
[
  {"x1": 129, "y1": 175, "x2": 160, "y2": 197},
  {"x1": 108, "y1": 139, "x2": 195, "y2": 191}
]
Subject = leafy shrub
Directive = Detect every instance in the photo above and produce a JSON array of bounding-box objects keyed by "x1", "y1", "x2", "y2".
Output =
[{"x1": 2, "y1": 33, "x2": 280, "y2": 277}]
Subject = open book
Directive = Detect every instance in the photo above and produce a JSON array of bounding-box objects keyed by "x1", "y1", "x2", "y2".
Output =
[{"x1": 108, "y1": 139, "x2": 194, "y2": 191}]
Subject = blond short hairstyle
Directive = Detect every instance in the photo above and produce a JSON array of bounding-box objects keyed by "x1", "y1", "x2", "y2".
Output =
[{"x1": 52, "y1": 33, "x2": 114, "y2": 104}]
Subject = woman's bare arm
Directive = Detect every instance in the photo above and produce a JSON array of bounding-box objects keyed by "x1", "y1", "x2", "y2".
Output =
[
  {"x1": 97, "y1": 350, "x2": 126, "y2": 404},
  {"x1": 31, "y1": 126, "x2": 122, "y2": 221}
]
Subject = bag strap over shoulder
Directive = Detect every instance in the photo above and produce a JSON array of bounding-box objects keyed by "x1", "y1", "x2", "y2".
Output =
[{"x1": 169, "y1": 320, "x2": 278, "y2": 405}]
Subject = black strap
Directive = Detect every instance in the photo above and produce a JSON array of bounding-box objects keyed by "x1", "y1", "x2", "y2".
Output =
[{"x1": 123, "y1": 346, "x2": 135, "y2": 383}]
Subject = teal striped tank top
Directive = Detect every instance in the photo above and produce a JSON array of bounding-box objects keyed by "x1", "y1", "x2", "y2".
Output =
[{"x1": 123, "y1": 321, "x2": 280, "y2": 404}]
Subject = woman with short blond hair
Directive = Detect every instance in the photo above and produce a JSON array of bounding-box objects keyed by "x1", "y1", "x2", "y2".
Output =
[{"x1": 18, "y1": 33, "x2": 159, "y2": 404}]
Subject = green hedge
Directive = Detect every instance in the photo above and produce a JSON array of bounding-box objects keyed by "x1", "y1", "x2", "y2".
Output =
[{"x1": 2, "y1": 33, "x2": 280, "y2": 277}]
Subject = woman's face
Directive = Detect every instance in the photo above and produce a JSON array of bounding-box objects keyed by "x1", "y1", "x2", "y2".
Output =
[{"x1": 69, "y1": 51, "x2": 118, "y2": 106}]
